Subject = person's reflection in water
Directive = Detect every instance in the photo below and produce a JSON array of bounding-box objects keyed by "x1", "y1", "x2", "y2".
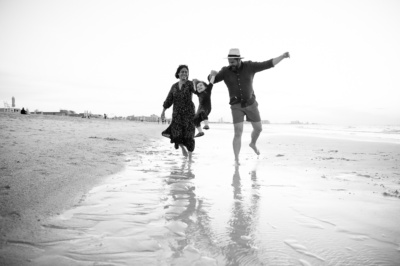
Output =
[
  {"x1": 165, "y1": 160, "x2": 218, "y2": 264},
  {"x1": 224, "y1": 165, "x2": 262, "y2": 266},
  {"x1": 165, "y1": 160, "x2": 196, "y2": 219},
  {"x1": 164, "y1": 160, "x2": 196, "y2": 257}
]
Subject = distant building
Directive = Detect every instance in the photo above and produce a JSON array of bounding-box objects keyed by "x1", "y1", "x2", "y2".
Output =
[
  {"x1": 127, "y1": 114, "x2": 160, "y2": 122},
  {"x1": 40, "y1": 109, "x2": 103, "y2": 118},
  {"x1": 60, "y1": 109, "x2": 77, "y2": 115},
  {"x1": 42, "y1": 111, "x2": 66, "y2": 116},
  {"x1": 1, "y1": 98, "x2": 20, "y2": 113},
  {"x1": 0, "y1": 106, "x2": 21, "y2": 113}
]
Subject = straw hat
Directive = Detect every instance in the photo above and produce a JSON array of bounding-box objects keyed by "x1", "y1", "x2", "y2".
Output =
[{"x1": 226, "y1": 48, "x2": 244, "y2": 59}]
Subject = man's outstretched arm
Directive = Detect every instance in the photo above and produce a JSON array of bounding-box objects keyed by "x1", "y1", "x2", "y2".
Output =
[
  {"x1": 272, "y1": 52, "x2": 290, "y2": 66},
  {"x1": 208, "y1": 69, "x2": 223, "y2": 84}
]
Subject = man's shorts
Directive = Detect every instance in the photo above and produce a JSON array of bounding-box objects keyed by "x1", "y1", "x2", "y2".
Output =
[{"x1": 230, "y1": 100, "x2": 261, "y2": 124}]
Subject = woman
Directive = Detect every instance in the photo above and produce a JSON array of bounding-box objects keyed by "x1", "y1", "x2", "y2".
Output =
[{"x1": 161, "y1": 65, "x2": 196, "y2": 161}]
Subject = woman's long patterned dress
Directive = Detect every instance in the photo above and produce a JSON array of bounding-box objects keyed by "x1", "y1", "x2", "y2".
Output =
[{"x1": 162, "y1": 81, "x2": 196, "y2": 152}]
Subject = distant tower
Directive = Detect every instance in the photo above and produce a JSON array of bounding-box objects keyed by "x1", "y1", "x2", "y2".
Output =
[{"x1": 12, "y1": 97, "x2": 15, "y2": 107}]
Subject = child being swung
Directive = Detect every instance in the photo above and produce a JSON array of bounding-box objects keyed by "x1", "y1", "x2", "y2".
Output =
[{"x1": 193, "y1": 71, "x2": 217, "y2": 137}]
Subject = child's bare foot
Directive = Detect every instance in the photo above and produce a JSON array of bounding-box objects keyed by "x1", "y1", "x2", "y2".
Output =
[{"x1": 249, "y1": 143, "x2": 260, "y2": 155}]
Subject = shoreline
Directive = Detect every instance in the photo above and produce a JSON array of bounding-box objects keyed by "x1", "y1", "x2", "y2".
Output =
[
  {"x1": 0, "y1": 113, "x2": 163, "y2": 246},
  {"x1": 1, "y1": 112, "x2": 400, "y2": 265}
]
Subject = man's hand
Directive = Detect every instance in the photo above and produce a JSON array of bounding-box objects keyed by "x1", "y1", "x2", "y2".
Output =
[{"x1": 273, "y1": 52, "x2": 290, "y2": 66}]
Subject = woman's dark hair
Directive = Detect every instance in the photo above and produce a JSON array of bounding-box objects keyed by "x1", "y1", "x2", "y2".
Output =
[{"x1": 175, "y1": 65, "x2": 189, "y2": 79}]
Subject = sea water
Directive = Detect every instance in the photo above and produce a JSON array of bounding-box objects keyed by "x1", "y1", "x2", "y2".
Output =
[
  {"x1": 246, "y1": 123, "x2": 400, "y2": 144},
  {"x1": 25, "y1": 124, "x2": 400, "y2": 265}
]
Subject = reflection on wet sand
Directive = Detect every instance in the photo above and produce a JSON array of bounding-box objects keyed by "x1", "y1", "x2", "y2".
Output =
[
  {"x1": 164, "y1": 160, "x2": 218, "y2": 265},
  {"x1": 166, "y1": 162, "x2": 267, "y2": 265},
  {"x1": 11, "y1": 138, "x2": 400, "y2": 266},
  {"x1": 223, "y1": 166, "x2": 262, "y2": 266}
]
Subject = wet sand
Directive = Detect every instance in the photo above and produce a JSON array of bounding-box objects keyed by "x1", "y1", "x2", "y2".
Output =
[
  {"x1": 1, "y1": 115, "x2": 400, "y2": 265},
  {"x1": 0, "y1": 113, "x2": 162, "y2": 265}
]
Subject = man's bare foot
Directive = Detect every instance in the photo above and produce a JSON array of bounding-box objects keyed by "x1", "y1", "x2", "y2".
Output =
[{"x1": 249, "y1": 143, "x2": 260, "y2": 155}]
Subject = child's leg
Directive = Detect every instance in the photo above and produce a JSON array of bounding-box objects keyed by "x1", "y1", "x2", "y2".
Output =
[
  {"x1": 194, "y1": 113, "x2": 204, "y2": 137},
  {"x1": 202, "y1": 111, "x2": 210, "y2": 129},
  {"x1": 203, "y1": 119, "x2": 210, "y2": 130},
  {"x1": 195, "y1": 123, "x2": 204, "y2": 138},
  {"x1": 194, "y1": 113, "x2": 202, "y2": 132}
]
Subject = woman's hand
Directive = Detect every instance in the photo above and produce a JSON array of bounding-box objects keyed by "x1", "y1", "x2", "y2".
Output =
[{"x1": 161, "y1": 111, "x2": 165, "y2": 121}]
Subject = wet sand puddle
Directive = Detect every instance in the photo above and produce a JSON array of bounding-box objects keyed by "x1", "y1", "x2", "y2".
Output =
[{"x1": 28, "y1": 137, "x2": 400, "y2": 265}]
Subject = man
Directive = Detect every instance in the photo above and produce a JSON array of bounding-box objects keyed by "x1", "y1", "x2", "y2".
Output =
[{"x1": 210, "y1": 48, "x2": 290, "y2": 165}]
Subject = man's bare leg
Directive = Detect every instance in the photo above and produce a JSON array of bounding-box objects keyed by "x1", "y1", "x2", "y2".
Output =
[
  {"x1": 249, "y1": 121, "x2": 262, "y2": 155},
  {"x1": 233, "y1": 122, "x2": 244, "y2": 165},
  {"x1": 179, "y1": 144, "x2": 188, "y2": 157}
]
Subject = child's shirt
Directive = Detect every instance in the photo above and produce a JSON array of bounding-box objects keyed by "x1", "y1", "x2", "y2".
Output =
[{"x1": 194, "y1": 83, "x2": 213, "y2": 111}]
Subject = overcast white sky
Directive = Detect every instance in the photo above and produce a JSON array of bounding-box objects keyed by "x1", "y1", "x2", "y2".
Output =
[{"x1": 1, "y1": 0, "x2": 399, "y2": 125}]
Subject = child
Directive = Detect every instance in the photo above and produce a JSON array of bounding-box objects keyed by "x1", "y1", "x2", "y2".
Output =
[{"x1": 193, "y1": 71, "x2": 217, "y2": 137}]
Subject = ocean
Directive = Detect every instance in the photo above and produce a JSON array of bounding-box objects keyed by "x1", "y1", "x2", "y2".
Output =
[{"x1": 27, "y1": 123, "x2": 400, "y2": 265}]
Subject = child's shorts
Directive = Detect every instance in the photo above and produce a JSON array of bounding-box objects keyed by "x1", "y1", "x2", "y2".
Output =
[{"x1": 230, "y1": 100, "x2": 261, "y2": 124}]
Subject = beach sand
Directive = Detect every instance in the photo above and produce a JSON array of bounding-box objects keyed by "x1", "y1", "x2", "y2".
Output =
[
  {"x1": 0, "y1": 113, "x2": 162, "y2": 264},
  {"x1": 1, "y1": 114, "x2": 400, "y2": 265}
]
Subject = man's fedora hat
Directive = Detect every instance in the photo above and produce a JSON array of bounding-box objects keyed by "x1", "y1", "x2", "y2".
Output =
[{"x1": 226, "y1": 48, "x2": 244, "y2": 59}]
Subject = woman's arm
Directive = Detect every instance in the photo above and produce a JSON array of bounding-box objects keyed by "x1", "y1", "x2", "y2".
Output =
[
  {"x1": 161, "y1": 85, "x2": 174, "y2": 119},
  {"x1": 161, "y1": 107, "x2": 167, "y2": 121}
]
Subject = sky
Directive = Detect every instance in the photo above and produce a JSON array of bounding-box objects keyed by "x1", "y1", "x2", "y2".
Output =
[{"x1": 1, "y1": 0, "x2": 400, "y2": 126}]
